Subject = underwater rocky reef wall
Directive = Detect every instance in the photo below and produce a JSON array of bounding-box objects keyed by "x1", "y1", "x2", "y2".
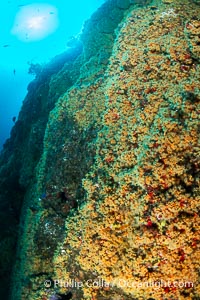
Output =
[
  {"x1": 0, "y1": 0, "x2": 134, "y2": 299},
  {"x1": 0, "y1": 46, "x2": 83, "y2": 299},
  {"x1": 49, "y1": 1, "x2": 200, "y2": 299},
  {"x1": 0, "y1": 0, "x2": 199, "y2": 299}
]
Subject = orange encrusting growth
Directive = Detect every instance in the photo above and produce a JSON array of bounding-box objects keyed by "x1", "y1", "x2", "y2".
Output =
[{"x1": 52, "y1": 0, "x2": 200, "y2": 299}]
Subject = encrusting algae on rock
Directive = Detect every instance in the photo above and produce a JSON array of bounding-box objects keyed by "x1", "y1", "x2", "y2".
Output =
[
  {"x1": 9, "y1": 0, "x2": 200, "y2": 299},
  {"x1": 52, "y1": 0, "x2": 200, "y2": 299}
]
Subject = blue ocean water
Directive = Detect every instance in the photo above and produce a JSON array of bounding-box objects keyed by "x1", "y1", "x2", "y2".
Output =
[{"x1": 0, "y1": 0, "x2": 105, "y2": 150}]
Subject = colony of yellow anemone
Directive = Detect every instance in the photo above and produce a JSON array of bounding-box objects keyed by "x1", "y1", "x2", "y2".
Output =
[{"x1": 52, "y1": 0, "x2": 200, "y2": 299}]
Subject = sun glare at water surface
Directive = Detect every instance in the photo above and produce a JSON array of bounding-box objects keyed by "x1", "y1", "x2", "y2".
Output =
[{"x1": 11, "y1": 3, "x2": 59, "y2": 42}]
